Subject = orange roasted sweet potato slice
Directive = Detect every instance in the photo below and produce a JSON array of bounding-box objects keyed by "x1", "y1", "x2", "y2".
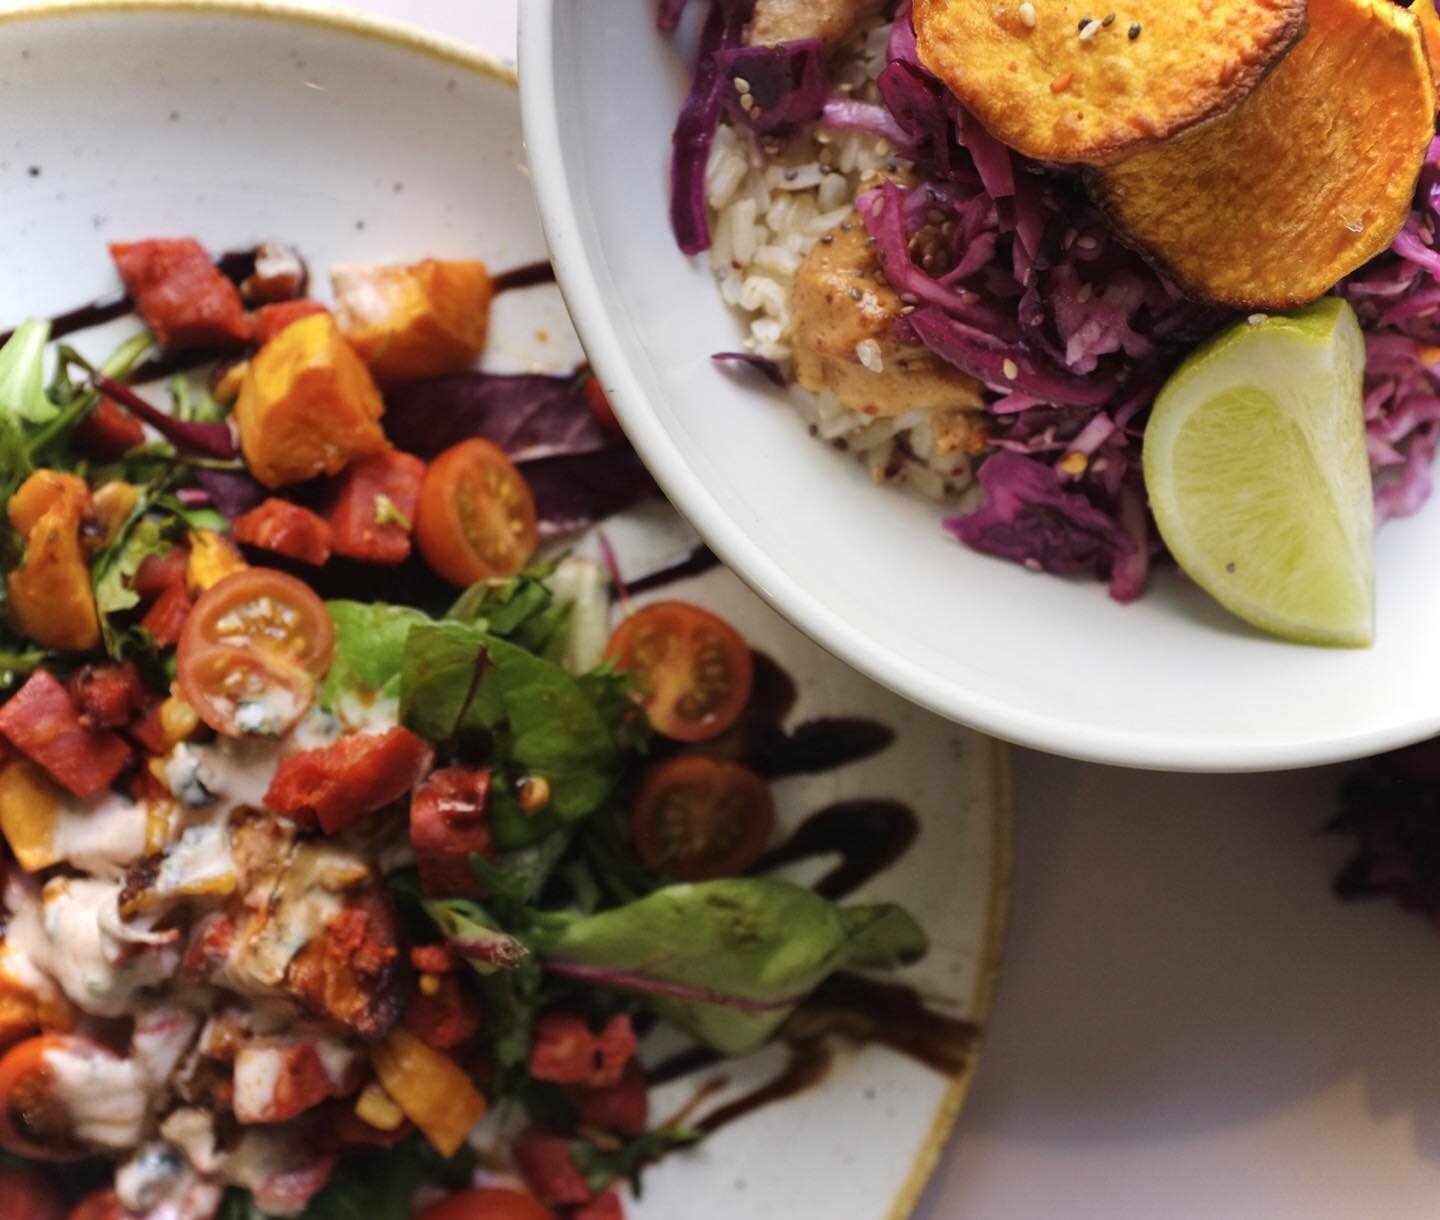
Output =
[
  {"x1": 1091, "y1": 0, "x2": 1436, "y2": 310},
  {"x1": 913, "y1": 0, "x2": 1308, "y2": 164}
]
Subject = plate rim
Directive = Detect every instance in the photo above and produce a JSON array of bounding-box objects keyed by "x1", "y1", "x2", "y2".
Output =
[
  {"x1": 515, "y1": 0, "x2": 1440, "y2": 775},
  {"x1": 0, "y1": 5, "x2": 1015, "y2": 1210},
  {"x1": 0, "y1": 0, "x2": 516, "y2": 83}
]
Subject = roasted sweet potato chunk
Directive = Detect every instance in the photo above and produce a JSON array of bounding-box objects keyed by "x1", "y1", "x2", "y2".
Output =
[
  {"x1": 6, "y1": 471, "x2": 100, "y2": 654},
  {"x1": 332, "y1": 260, "x2": 492, "y2": 386},
  {"x1": 234, "y1": 313, "x2": 388, "y2": 488},
  {"x1": 1092, "y1": 0, "x2": 1436, "y2": 309},
  {"x1": 914, "y1": 0, "x2": 1308, "y2": 164}
]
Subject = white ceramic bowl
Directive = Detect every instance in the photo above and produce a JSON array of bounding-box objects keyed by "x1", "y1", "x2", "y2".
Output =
[{"x1": 520, "y1": 0, "x2": 1440, "y2": 773}]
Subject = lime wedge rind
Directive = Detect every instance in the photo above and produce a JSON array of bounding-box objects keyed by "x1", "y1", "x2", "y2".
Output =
[{"x1": 1143, "y1": 298, "x2": 1375, "y2": 648}]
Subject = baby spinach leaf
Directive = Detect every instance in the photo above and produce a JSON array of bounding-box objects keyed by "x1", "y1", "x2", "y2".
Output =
[
  {"x1": 532, "y1": 878, "x2": 929, "y2": 1055},
  {"x1": 398, "y1": 620, "x2": 490, "y2": 741},
  {"x1": 320, "y1": 601, "x2": 432, "y2": 707},
  {"x1": 484, "y1": 636, "x2": 621, "y2": 822}
]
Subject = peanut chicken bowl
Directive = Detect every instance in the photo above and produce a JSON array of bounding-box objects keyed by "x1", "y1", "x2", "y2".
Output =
[{"x1": 658, "y1": 0, "x2": 1440, "y2": 649}]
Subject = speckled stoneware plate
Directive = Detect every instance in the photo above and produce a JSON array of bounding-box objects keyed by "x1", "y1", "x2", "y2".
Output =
[{"x1": 0, "y1": 4, "x2": 1011, "y2": 1215}]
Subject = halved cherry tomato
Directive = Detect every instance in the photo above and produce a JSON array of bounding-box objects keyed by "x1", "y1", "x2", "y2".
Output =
[
  {"x1": 0, "y1": 1035, "x2": 108, "y2": 1161},
  {"x1": 176, "y1": 568, "x2": 335, "y2": 738},
  {"x1": 416, "y1": 1188, "x2": 555, "y2": 1220},
  {"x1": 605, "y1": 602, "x2": 753, "y2": 743},
  {"x1": 0, "y1": 1162, "x2": 65, "y2": 1220},
  {"x1": 64, "y1": 1190, "x2": 124, "y2": 1220},
  {"x1": 631, "y1": 755, "x2": 774, "y2": 881},
  {"x1": 414, "y1": 440, "x2": 538, "y2": 587}
]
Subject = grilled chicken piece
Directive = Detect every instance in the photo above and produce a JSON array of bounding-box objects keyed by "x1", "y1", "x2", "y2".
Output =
[
  {"x1": 180, "y1": 813, "x2": 406, "y2": 1039},
  {"x1": 791, "y1": 219, "x2": 986, "y2": 423},
  {"x1": 748, "y1": 0, "x2": 887, "y2": 48}
]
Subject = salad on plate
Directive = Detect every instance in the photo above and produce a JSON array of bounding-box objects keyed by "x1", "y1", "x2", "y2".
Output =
[
  {"x1": 661, "y1": 0, "x2": 1440, "y2": 647},
  {"x1": 0, "y1": 237, "x2": 940, "y2": 1220}
]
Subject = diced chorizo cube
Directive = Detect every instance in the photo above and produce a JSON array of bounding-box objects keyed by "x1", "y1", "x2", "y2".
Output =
[
  {"x1": 0, "y1": 670, "x2": 132, "y2": 798},
  {"x1": 233, "y1": 499, "x2": 333, "y2": 567},
  {"x1": 264, "y1": 727, "x2": 432, "y2": 833},
  {"x1": 325, "y1": 450, "x2": 425, "y2": 566},
  {"x1": 110, "y1": 238, "x2": 252, "y2": 352}
]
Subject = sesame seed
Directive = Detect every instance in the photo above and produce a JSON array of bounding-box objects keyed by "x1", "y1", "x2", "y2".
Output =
[
  {"x1": 1078, "y1": 19, "x2": 1102, "y2": 41},
  {"x1": 733, "y1": 77, "x2": 750, "y2": 93},
  {"x1": 1248, "y1": 313, "x2": 1269, "y2": 326},
  {"x1": 739, "y1": 93, "x2": 755, "y2": 111},
  {"x1": 1078, "y1": 15, "x2": 1092, "y2": 29},
  {"x1": 1003, "y1": 358, "x2": 1020, "y2": 380},
  {"x1": 821, "y1": 234, "x2": 835, "y2": 245},
  {"x1": 1102, "y1": 12, "x2": 1116, "y2": 26},
  {"x1": 1129, "y1": 21, "x2": 1142, "y2": 38},
  {"x1": 1077, "y1": 235, "x2": 1099, "y2": 250},
  {"x1": 856, "y1": 339, "x2": 885, "y2": 373},
  {"x1": 1019, "y1": 1, "x2": 1036, "y2": 28}
]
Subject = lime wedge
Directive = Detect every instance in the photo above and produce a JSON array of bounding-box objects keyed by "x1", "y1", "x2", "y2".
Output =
[{"x1": 1143, "y1": 298, "x2": 1374, "y2": 647}]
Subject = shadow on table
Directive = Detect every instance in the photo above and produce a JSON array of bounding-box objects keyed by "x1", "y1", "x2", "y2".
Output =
[{"x1": 974, "y1": 751, "x2": 1440, "y2": 1159}]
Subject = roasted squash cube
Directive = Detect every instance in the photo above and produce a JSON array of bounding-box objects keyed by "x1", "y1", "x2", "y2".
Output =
[
  {"x1": 0, "y1": 758, "x2": 61, "y2": 873},
  {"x1": 235, "y1": 313, "x2": 388, "y2": 488},
  {"x1": 6, "y1": 471, "x2": 100, "y2": 654},
  {"x1": 332, "y1": 260, "x2": 493, "y2": 386}
]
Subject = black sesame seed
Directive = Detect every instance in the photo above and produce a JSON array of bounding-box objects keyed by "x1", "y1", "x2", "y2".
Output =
[
  {"x1": 1102, "y1": 12, "x2": 1116, "y2": 26},
  {"x1": 1129, "y1": 21, "x2": 1142, "y2": 38},
  {"x1": 1078, "y1": 15, "x2": 1091, "y2": 29}
]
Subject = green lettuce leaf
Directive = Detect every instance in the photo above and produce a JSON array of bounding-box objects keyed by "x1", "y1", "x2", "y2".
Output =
[
  {"x1": 320, "y1": 601, "x2": 432, "y2": 707},
  {"x1": 532, "y1": 878, "x2": 929, "y2": 1055},
  {"x1": 0, "y1": 320, "x2": 57, "y2": 424}
]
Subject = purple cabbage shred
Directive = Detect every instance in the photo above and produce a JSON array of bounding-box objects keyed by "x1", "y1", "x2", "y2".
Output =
[
  {"x1": 712, "y1": 351, "x2": 787, "y2": 386},
  {"x1": 716, "y1": 41, "x2": 827, "y2": 136}
]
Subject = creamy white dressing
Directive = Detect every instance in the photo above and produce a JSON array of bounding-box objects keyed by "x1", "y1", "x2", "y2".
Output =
[
  {"x1": 153, "y1": 824, "x2": 237, "y2": 899},
  {"x1": 115, "y1": 1146, "x2": 223, "y2": 1220},
  {"x1": 0, "y1": 874, "x2": 60, "y2": 1002},
  {"x1": 159, "y1": 1107, "x2": 221, "y2": 1175},
  {"x1": 41, "y1": 878, "x2": 178, "y2": 1016},
  {"x1": 50, "y1": 792, "x2": 149, "y2": 877},
  {"x1": 232, "y1": 1044, "x2": 286, "y2": 1124},
  {"x1": 334, "y1": 690, "x2": 400, "y2": 736},
  {"x1": 234, "y1": 685, "x2": 299, "y2": 737},
  {"x1": 164, "y1": 736, "x2": 285, "y2": 815},
  {"x1": 116, "y1": 1142, "x2": 186, "y2": 1210},
  {"x1": 131, "y1": 1006, "x2": 202, "y2": 1089},
  {"x1": 45, "y1": 1045, "x2": 149, "y2": 1149}
]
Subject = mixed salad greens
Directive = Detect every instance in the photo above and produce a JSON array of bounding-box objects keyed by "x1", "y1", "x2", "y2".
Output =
[{"x1": 0, "y1": 239, "x2": 927, "y2": 1220}]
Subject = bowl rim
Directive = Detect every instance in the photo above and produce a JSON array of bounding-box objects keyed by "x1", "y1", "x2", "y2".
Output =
[{"x1": 517, "y1": 0, "x2": 1440, "y2": 774}]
